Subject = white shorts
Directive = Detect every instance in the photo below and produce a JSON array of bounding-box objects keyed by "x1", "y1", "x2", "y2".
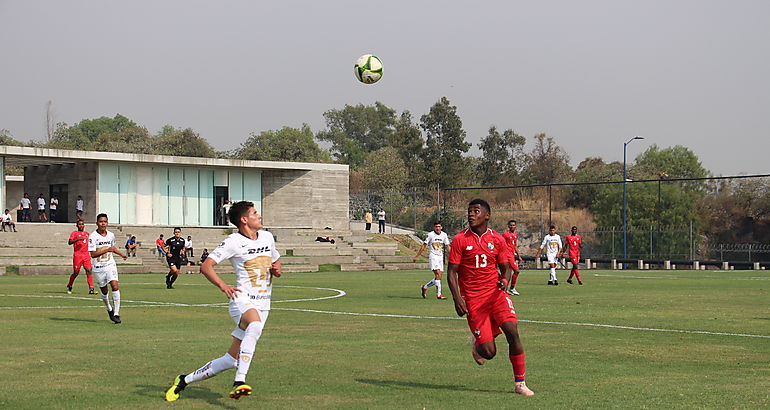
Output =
[
  {"x1": 229, "y1": 293, "x2": 270, "y2": 340},
  {"x1": 546, "y1": 253, "x2": 558, "y2": 264},
  {"x1": 93, "y1": 265, "x2": 118, "y2": 288},
  {"x1": 429, "y1": 254, "x2": 444, "y2": 271}
]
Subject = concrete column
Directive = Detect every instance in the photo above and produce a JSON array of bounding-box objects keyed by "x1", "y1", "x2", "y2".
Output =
[
  {"x1": 611, "y1": 259, "x2": 617, "y2": 270},
  {"x1": 722, "y1": 262, "x2": 729, "y2": 270},
  {"x1": 638, "y1": 260, "x2": 644, "y2": 270},
  {"x1": 644, "y1": 263, "x2": 650, "y2": 270},
  {"x1": 664, "y1": 260, "x2": 671, "y2": 270},
  {"x1": 585, "y1": 258, "x2": 591, "y2": 270},
  {"x1": 754, "y1": 262, "x2": 761, "y2": 270},
  {"x1": 592, "y1": 262, "x2": 597, "y2": 269},
  {"x1": 694, "y1": 261, "x2": 700, "y2": 270}
]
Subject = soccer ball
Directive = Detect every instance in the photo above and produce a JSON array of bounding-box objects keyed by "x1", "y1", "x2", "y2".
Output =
[{"x1": 354, "y1": 54, "x2": 383, "y2": 84}]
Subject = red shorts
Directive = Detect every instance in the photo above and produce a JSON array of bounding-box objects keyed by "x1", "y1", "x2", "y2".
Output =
[
  {"x1": 569, "y1": 255, "x2": 580, "y2": 266},
  {"x1": 73, "y1": 254, "x2": 92, "y2": 271},
  {"x1": 509, "y1": 260, "x2": 519, "y2": 271},
  {"x1": 466, "y1": 291, "x2": 518, "y2": 345}
]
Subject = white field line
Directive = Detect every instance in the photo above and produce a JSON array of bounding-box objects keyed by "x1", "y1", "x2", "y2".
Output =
[
  {"x1": 2, "y1": 290, "x2": 768, "y2": 339},
  {"x1": 592, "y1": 274, "x2": 770, "y2": 280}
]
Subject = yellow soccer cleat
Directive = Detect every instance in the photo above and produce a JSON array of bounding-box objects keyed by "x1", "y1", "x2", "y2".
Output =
[
  {"x1": 229, "y1": 383, "x2": 252, "y2": 400},
  {"x1": 164, "y1": 374, "x2": 187, "y2": 402}
]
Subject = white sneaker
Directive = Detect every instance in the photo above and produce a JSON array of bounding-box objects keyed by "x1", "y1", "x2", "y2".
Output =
[
  {"x1": 507, "y1": 287, "x2": 520, "y2": 296},
  {"x1": 514, "y1": 381, "x2": 535, "y2": 396}
]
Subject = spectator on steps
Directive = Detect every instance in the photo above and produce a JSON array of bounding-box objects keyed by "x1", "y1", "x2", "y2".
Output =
[
  {"x1": 2, "y1": 209, "x2": 17, "y2": 232},
  {"x1": 364, "y1": 209, "x2": 373, "y2": 231},
  {"x1": 37, "y1": 193, "x2": 48, "y2": 222},
  {"x1": 19, "y1": 193, "x2": 31, "y2": 222},
  {"x1": 75, "y1": 195, "x2": 85, "y2": 221},
  {"x1": 125, "y1": 236, "x2": 138, "y2": 257},
  {"x1": 200, "y1": 249, "x2": 209, "y2": 264},
  {"x1": 156, "y1": 234, "x2": 167, "y2": 257}
]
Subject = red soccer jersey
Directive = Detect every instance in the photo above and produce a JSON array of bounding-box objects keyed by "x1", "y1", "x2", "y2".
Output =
[
  {"x1": 565, "y1": 234, "x2": 582, "y2": 256},
  {"x1": 448, "y1": 228, "x2": 509, "y2": 300},
  {"x1": 69, "y1": 230, "x2": 90, "y2": 256},
  {"x1": 502, "y1": 230, "x2": 519, "y2": 260}
]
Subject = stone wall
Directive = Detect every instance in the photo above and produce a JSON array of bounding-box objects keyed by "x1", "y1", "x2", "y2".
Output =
[
  {"x1": 24, "y1": 162, "x2": 97, "y2": 223},
  {"x1": 262, "y1": 168, "x2": 349, "y2": 229}
]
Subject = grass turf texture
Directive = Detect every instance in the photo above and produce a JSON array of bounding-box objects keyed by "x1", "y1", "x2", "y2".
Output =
[{"x1": 1, "y1": 269, "x2": 768, "y2": 409}]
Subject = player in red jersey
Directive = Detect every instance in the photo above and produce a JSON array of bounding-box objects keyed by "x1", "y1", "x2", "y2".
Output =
[
  {"x1": 560, "y1": 226, "x2": 583, "y2": 285},
  {"x1": 446, "y1": 199, "x2": 534, "y2": 396},
  {"x1": 502, "y1": 220, "x2": 524, "y2": 296},
  {"x1": 66, "y1": 219, "x2": 94, "y2": 294}
]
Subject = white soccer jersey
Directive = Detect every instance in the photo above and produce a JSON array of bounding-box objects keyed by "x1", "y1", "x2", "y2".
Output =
[
  {"x1": 424, "y1": 231, "x2": 450, "y2": 257},
  {"x1": 88, "y1": 230, "x2": 117, "y2": 270},
  {"x1": 209, "y1": 230, "x2": 281, "y2": 310},
  {"x1": 540, "y1": 234, "x2": 562, "y2": 255},
  {"x1": 37, "y1": 198, "x2": 46, "y2": 210}
]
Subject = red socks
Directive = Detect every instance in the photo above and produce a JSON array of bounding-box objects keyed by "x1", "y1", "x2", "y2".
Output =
[
  {"x1": 510, "y1": 353, "x2": 526, "y2": 382},
  {"x1": 86, "y1": 273, "x2": 94, "y2": 289},
  {"x1": 511, "y1": 273, "x2": 519, "y2": 288}
]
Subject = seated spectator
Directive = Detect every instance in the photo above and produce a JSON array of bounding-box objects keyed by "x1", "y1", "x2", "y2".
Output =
[
  {"x1": 156, "y1": 234, "x2": 166, "y2": 257},
  {"x1": 200, "y1": 249, "x2": 209, "y2": 263},
  {"x1": 125, "y1": 236, "x2": 138, "y2": 257},
  {"x1": 2, "y1": 209, "x2": 17, "y2": 232},
  {"x1": 315, "y1": 236, "x2": 336, "y2": 244}
]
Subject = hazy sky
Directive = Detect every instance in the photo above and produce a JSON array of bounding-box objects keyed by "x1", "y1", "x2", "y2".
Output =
[{"x1": 1, "y1": 1, "x2": 768, "y2": 176}]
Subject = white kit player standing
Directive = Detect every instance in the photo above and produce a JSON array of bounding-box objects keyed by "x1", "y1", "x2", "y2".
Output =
[
  {"x1": 165, "y1": 200, "x2": 281, "y2": 402},
  {"x1": 535, "y1": 225, "x2": 563, "y2": 286},
  {"x1": 88, "y1": 213, "x2": 127, "y2": 324},
  {"x1": 413, "y1": 221, "x2": 451, "y2": 299}
]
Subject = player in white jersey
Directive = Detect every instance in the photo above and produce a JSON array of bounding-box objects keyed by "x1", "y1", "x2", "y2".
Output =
[
  {"x1": 165, "y1": 201, "x2": 281, "y2": 402},
  {"x1": 534, "y1": 225, "x2": 563, "y2": 285},
  {"x1": 88, "y1": 213, "x2": 127, "y2": 324},
  {"x1": 413, "y1": 221, "x2": 451, "y2": 299}
]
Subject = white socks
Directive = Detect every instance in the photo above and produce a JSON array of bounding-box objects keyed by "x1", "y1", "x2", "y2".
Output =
[
  {"x1": 550, "y1": 268, "x2": 557, "y2": 281},
  {"x1": 100, "y1": 291, "x2": 112, "y2": 312},
  {"x1": 435, "y1": 280, "x2": 442, "y2": 295},
  {"x1": 184, "y1": 353, "x2": 237, "y2": 384},
  {"x1": 112, "y1": 290, "x2": 121, "y2": 315},
  {"x1": 424, "y1": 279, "x2": 435, "y2": 288},
  {"x1": 234, "y1": 321, "x2": 264, "y2": 383}
]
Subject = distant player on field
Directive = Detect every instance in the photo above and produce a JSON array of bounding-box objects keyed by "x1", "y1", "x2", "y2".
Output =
[
  {"x1": 561, "y1": 226, "x2": 583, "y2": 285},
  {"x1": 535, "y1": 226, "x2": 562, "y2": 286},
  {"x1": 413, "y1": 221, "x2": 451, "y2": 300},
  {"x1": 165, "y1": 201, "x2": 281, "y2": 401},
  {"x1": 88, "y1": 213, "x2": 127, "y2": 324},
  {"x1": 66, "y1": 219, "x2": 94, "y2": 294},
  {"x1": 446, "y1": 199, "x2": 534, "y2": 396},
  {"x1": 502, "y1": 219, "x2": 524, "y2": 296},
  {"x1": 164, "y1": 228, "x2": 186, "y2": 289}
]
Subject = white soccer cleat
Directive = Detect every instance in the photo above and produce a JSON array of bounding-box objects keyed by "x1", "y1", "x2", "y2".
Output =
[
  {"x1": 514, "y1": 381, "x2": 535, "y2": 396},
  {"x1": 507, "y1": 287, "x2": 520, "y2": 296}
]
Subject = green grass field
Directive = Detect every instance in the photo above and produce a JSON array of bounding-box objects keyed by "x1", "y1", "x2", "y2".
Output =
[{"x1": 1, "y1": 269, "x2": 769, "y2": 409}]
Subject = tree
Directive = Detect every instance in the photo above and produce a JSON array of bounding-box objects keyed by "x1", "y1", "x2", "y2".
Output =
[
  {"x1": 47, "y1": 114, "x2": 138, "y2": 151},
  {"x1": 234, "y1": 124, "x2": 330, "y2": 163},
  {"x1": 419, "y1": 97, "x2": 471, "y2": 188},
  {"x1": 152, "y1": 127, "x2": 217, "y2": 158},
  {"x1": 388, "y1": 111, "x2": 424, "y2": 182},
  {"x1": 316, "y1": 102, "x2": 397, "y2": 168},
  {"x1": 568, "y1": 157, "x2": 622, "y2": 208},
  {"x1": 520, "y1": 133, "x2": 572, "y2": 184},
  {"x1": 360, "y1": 147, "x2": 408, "y2": 192},
  {"x1": 476, "y1": 126, "x2": 526, "y2": 185},
  {"x1": 0, "y1": 129, "x2": 23, "y2": 146},
  {"x1": 633, "y1": 144, "x2": 709, "y2": 191}
]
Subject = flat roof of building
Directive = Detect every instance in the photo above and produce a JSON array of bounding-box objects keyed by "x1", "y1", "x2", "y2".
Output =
[{"x1": 0, "y1": 145, "x2": 348, "y2": 172}]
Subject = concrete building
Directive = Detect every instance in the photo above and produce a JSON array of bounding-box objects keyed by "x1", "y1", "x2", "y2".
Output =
[{"x1": 0, "y1": 146, "x2": 349, "y2": 228}]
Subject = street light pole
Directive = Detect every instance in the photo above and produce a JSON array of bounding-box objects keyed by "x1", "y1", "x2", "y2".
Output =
[{"x1": 623, "y1": 136, "x2": 644, "y2": 259}]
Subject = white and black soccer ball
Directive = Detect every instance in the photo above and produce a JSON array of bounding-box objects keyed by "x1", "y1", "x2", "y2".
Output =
[{"x1": 354, "y1": 54, "x2": 383, "y2": 84}]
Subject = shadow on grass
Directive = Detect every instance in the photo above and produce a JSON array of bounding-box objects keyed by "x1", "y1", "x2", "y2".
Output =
[
  {"x1": 49, "y1": 317, "x2": 98, "y2": 323},
  {"x1": 134, "y1": 384, "x2": 237, "y2": 409},
  {"x1": 356, "y1": 378, "x2": 507, "y2": 394}
]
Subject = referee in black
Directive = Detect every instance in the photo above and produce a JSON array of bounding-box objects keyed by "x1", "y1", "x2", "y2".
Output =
[{"x1": 164, "y1": 227, "x2": 187, "y2": 289}]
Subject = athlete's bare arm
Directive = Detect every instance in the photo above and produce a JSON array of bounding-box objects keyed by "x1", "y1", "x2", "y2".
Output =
[
  {"x1": 68, "y1": 236, "x2": 86, "y2": 245},
  {"x1": 270, "y1": 259, "x2": 282, "y2": 278},
  {"x1": 199, "y1": 257, "x2": 240, "y2": 299},
  {"x1": 498, "y1": 262, "x2": 511, "y2": 290},
  {"x1": 412, "y1": 243, "x2": 427, "y2": 262},
  {"x1": 446, "y1": 262, "x2": 467, "y2": 317}
]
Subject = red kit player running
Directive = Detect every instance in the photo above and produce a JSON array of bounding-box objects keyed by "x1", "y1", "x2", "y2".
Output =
[
  {"x1": 67, "y1": 219, "x2": 94, "y2": 294},
  {"x1": 561, "y1": 226, "x2": 583, "y2": 285},
  {"x1": 446, "y1": 199, "x2": 534, "y2": 396},
  {"x1": 502, "y1": 220, "x2": 524, "y2": 296}
]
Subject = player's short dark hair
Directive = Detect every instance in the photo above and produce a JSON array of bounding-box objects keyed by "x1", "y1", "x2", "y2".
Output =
[
  {"x1": 508, "y1": 219, "x2": 516, "y2": 224},
  {"x1": 572, "y1": 225, "x2": 577, "y2": 229},
  {"x1": 434, "y1": 221, "x2": 442, "y2": 226},
  {"x1": 174, "y1": 227, "x2": 181, "y2": 232},
  {"x1": 96, "y1": 213, "x2": 108, "y2": 221},
  {"x1": 228, "y1": 201, "x2": 254, "y2": 227},
  {"x1": 549, "y1": 225, "x2": 556, "y2": 230},
  {"x1": 468, "y1": 198, "x2": 491, "y2": 213}
]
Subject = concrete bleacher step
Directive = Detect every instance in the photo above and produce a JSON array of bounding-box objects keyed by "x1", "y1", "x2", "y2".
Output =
[
  {"x1": 381, "y1": 262, "x2": 425, "y2": 270},
  {"x1": 0, "y1": 257, "x2": 145, "y2": 267},
  {"x1": 291, "y1": 248, "x2": 354, "y2": 256},
  {"x1": 373, "y1": 255, "x2": 416, "y2": 263},
  {"x1": 340, "y1": 263, "x2": 385, "y2": 271}
]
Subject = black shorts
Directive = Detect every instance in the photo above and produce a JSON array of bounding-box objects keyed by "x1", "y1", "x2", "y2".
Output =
[{"x1": 167, "y1": 256, "x2": 183, "y2": 269}]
